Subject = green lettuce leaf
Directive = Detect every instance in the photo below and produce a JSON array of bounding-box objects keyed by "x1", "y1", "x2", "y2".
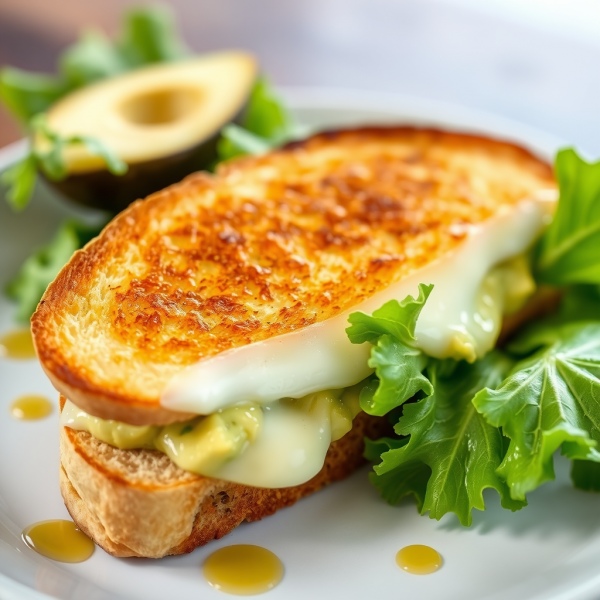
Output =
[
  {"x1": 364, "y1": 436, "x2": 430, "y2": 510},
  {"x1": 558, "y1": 285, "x2": 600, "y2": 322},
  {"x1": 6, "y1": 219, "x2": 106, "y2": 322},
  {"x1": 346, "y1": 283, "x2": 433, "y2": 416},
  {"x1": 2, "y1": 6, "x2": 186, "y2": 127},
  {"x1": 0, "y1": 154, "x2": 38, "y2": 211},
  {"x1": 370, "y1": 353, "x2": 525, "y2": 525},
  {"x1": 117, "y1": 5, "x2": 188, "y2": 66},
  {"x1": 216, "y1": 77, "x2": 297, "y2": 163},
  {"x1": 535, "y1": 148, "x2": 600, "y2": 285},
  {"x1": 1, "y1": 114, "x2": 128, "y2": 211},
  {"x1": 473, "y1": 321, "x2": 600, "y2": 501},
  {"x1": 59, "y1": 30, "x2": 128, "y2": 87},
  {"x1": 571, "y1": 460, "x2": 600, "y2": 492},
  {"x1": 243, "y1": 77, "x2": 294, "y2": 142},
  {"x1": 0, "y1": 67, "x2": 67, "y2": 123},
  {"x1": 216, "y1": 124, "x2": 273, "y2": 162},
  {"x1": 31, "y1": 115, "x2": 127, "y2": 181}
]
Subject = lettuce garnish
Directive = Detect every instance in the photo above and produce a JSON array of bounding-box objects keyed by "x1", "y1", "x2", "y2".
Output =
[
  {"x1": 1, "y1": 114, "x2": 127, "y2": 211},
  {"x1": 474, "y1": 322, "x2": 600, "y2": 500},
  {"x1": 355, "y1": 148, "x2": 600, "y2": 524},
  {"x1": 0, "y1": 5, "x2": 186, "y2": 125},
  {"x1": 535, "y1": 149, "x2": 600, "y2": 285},
  {"x1": 346, "y1": 284, "x2": 433, "y2": 416},
  {"x1": 367, "y1": 354, "x2": 525, "y2": 525},
  {"x1": 6, "y1": 219, "x2": 107, "y2": 322},
  {"x1": 571, "y1": 460, "x2": 600, "y2": 492},
  {"x1": 216, "y1": 77, "x2": 298, "y2": 162},
  {"x1": 558, "y1": 285, "x2": 600, "y2": 322},
  {"x1": 354, "y1": 292, "x2": 600, "y2": 523}
]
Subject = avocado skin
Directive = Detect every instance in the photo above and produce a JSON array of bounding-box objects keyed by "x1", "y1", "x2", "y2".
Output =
[{"x1": 41, "y1": 133, "x2": 220, "y2": 213}]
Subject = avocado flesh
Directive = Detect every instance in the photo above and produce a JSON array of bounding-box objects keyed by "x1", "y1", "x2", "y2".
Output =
[{"x1": 37, "y1": 52, "x2": 257, "y2": 212}]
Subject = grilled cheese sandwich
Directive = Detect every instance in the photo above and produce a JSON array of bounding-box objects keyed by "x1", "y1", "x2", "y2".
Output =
[{"x1": 32, "y1": 127, "x2": 557, "y2": 556}]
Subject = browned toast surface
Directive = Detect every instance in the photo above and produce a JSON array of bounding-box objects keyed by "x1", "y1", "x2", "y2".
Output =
[
  {"x1": 33, "y1": 128, "x2": 555, "y2": 424},
  {"x1": 59, "y1": 396, "x2": 390, "y2": 558}
]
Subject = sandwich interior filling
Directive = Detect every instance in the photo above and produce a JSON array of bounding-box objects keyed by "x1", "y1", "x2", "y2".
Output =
[{"x1": 61, "y1": 384, "x2": 363, "y2": 488}]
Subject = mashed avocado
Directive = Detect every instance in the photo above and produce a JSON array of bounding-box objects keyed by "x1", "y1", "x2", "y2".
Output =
[{"x1": 60, "y1": 386, "x2": 363, "y2": 477}]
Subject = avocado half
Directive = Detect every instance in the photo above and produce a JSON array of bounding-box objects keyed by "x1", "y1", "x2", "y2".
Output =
[{"x1": 37, "y1": 52, "x2": 257, "y2": 212}]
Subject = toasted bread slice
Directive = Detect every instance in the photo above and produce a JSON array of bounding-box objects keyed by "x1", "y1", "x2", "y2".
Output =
[
  {"x1": 33, "y1": 128, "x2": 555, "y2": 425},
  {"x1": 59, "y1": 396, "x2": 389, "y2": 558}
]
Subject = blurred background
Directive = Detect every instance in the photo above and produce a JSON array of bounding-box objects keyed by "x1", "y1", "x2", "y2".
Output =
[{"x1": 1, "y1": 0, "x2": 600, "y2": 153}]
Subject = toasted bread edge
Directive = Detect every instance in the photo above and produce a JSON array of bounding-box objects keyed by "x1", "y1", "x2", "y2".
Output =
[{"x1": 32, "y1": 174, "x2": 216, "y2": 425}]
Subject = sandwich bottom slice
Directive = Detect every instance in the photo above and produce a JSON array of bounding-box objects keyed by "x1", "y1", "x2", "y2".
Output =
[{"x1": 58, "y1": 395, "x2": 390, "y2": 558}]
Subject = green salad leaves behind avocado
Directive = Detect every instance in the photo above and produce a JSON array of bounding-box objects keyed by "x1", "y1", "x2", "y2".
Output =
[
  {"x1": 0, "y1": 5, "x2": 187, "y2": 125},
  {"x1": 6, "y1": 219, "x2": 107, "y2": 323},
  {"x1": 216, "y1": 77, "x2": 299, "y2": 162},
  {"x1": 354, "y1": 148, "x2": 600, "y2": 525}
]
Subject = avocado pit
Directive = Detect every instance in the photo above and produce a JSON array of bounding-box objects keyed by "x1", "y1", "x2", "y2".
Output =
[{"x1": 118, "y1": 85, "x2": 202, "y2": 126}]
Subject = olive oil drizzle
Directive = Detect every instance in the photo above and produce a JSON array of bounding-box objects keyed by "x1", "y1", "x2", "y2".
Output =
[
  {"x1": 0, "y1": 329, "x2": 36, "y2": 359},
  {"x1": 22, "y1": 520, "x2": 95, "y2": 563},
  {"x1": 203, "y1": 544, "x2": 284, "y2": 595},
  {"x1": 10, "y1": 395, "x2": 53, "y2": 420},
  {"x1": 396, "y1": 544, "x2": 443, "y2": 575}
]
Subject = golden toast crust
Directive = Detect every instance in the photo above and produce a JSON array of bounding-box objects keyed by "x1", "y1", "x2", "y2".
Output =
[
  {"x1": 59, "y1": 397, "x2": 390, "y2": 558},
  {"x1": 33, "y1": 128, "x2": 555, "y2": 425}
]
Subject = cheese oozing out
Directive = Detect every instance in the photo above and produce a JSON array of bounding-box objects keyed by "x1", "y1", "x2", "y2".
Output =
[
  {"x1": 61, "y1": 387, "x2": 362, "y2": 488},
  {"x1": 161, "y1": 193, "x2": 556, "y2": 416}
]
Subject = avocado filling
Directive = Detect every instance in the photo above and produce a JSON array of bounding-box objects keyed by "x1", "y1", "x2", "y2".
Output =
[
  {"x1": 61, "y1": 385, "x2": 363, "y2": 484},
  {"x1": 446, "y1": 254, "x2": 535, "y2": 362}
]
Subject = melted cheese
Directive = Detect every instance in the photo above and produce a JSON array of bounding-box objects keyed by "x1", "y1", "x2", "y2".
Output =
[
  {"x1": 61, "y1": 386, "x2": 362, "y2": 488},
  {"x1": 61, "y1": 401, "x2": 159, "y2": 449},
  {"x1": 200, "y1": 401, "x2": 333, "y2": 487},
  {"x1": 162, "y1": 195, "x2": 555, "y2": 415}
]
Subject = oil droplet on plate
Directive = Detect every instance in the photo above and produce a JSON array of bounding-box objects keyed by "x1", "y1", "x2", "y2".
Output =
[
  {"x1": 0, "y1": 328, "x2": 36, "y2": 359},
  {"x1": 396, "y1": 544, "x2": 442, "y2": 575},
  {"x1": 22, "y1": 520, "x2": 95, "y2": 563},
  {"x1": 203, "y1": 544, "x2": 284, "y2": 595},
  {"x1": 10, "y1": 395, "x2": 53, "y2": 420}
]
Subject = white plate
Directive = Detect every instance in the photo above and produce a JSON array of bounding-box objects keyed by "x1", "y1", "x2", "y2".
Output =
[{"x1": 2, "y1": 89, "x2": 598, "y2": 600}]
